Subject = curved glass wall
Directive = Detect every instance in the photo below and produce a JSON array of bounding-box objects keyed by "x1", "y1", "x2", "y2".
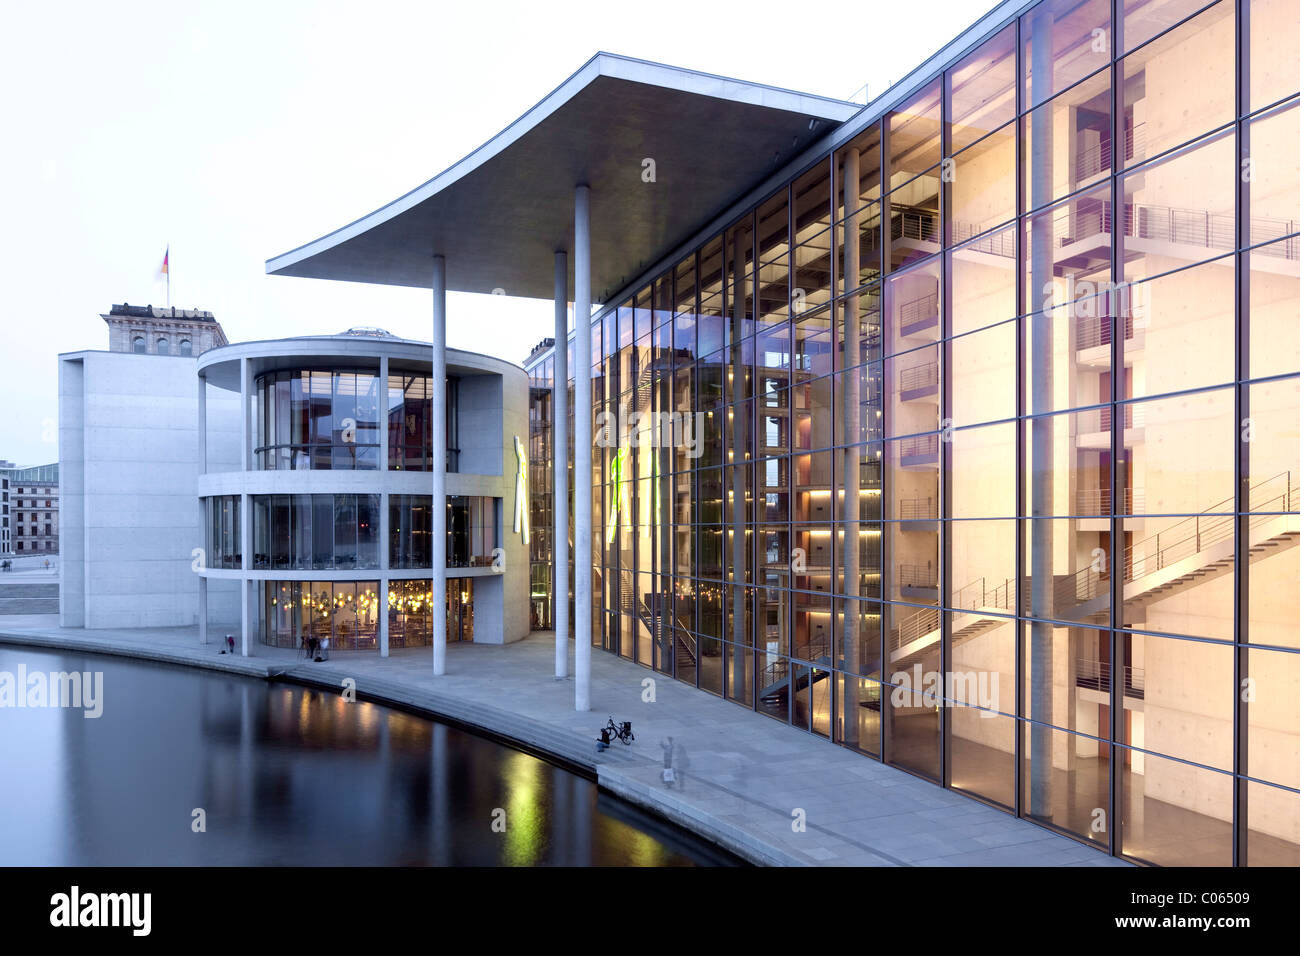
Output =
[
  {"x1": 390, "y1": 494, "x2": 500, "y2": 568},
  {"x1": 388, "y1": 579, "x2": 474, "y2": 647},
  {"x1": 256, "y1": 369, "x2": 380, "y2": 470},
  {"x1": 250, "y1": 494, "x2": 379, "y2": 571},
  {"x1": 205, "y1": 495, "x2": 241, "y2": 569},
  {"x1": 387, "y1": 373, "x2": 460, "y2": 472},
  {"x1": 261, "y1": 580, "x2": 380, "y2": 650}
]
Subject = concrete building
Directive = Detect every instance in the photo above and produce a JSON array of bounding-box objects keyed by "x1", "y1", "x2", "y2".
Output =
[
  {"x1": 59, "y1": 303, "x2": 235, "y2": 625},
  {"x1": 195, "y1": 330, "x2": 530, "y2": 655},
  {"x1": 265, "y1": 0, "x2": 1300, "y2": 867},
  {"x1": 0, "y1": 469, "x2": 9, "y2": 556},
  {"x1": 3, "y1": 463, "x2": 59, "y2": 556},
  {"x1": 102, "y1": 302, "x2": 228, "y2": 356}
]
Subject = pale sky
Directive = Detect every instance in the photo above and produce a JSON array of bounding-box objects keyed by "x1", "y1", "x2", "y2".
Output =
[{"x1": 0, "y1": 0, "x2": 990, "y2": 467}]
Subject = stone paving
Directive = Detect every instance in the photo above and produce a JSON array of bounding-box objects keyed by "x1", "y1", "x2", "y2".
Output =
[{"x1": 0, "y1": 615, "x2": 1128, "y2": 867}]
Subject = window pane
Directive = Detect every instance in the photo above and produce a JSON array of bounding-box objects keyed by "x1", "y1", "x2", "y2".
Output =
[{"x1": 1121, "y1": 1, "x2": 1234, "y2": 164}]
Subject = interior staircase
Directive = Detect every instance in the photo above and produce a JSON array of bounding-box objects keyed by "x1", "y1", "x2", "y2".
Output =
[{"x1": 888, "y1": 471, "x2": 1299, "y2": 665}]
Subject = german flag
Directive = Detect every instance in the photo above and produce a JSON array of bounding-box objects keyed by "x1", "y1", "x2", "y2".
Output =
[{"x1": 159, "y1": 246, "x2": 169, "y2": 277}]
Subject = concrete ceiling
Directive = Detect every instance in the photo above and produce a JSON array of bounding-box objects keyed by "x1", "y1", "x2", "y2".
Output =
[{"x1": 265, "y1": 53, "x2": 859, "y2": 303}]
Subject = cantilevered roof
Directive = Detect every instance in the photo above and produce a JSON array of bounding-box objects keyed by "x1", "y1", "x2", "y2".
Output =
[{"x1": 266, "y1": 53, "x2": 859, "y2": 302}]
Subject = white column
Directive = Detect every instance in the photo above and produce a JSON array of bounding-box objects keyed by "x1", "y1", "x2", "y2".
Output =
[
  {"x1": 554, "y1": 250, "x2": 570, "y2": 678},
  {"x1": 379, "y1": 355, "x2": 390, "y2": 658},
  {"x1": 198, "y1": 372, "x2": 208, "y2": 644},
  {"x1": 573, "y1": 185, "x2": 592, "y2": 711},
  {"x1": 198, "y1": 372, "x2": 207, "y2": 474},
  {"x1": 432, "y1": 255, "x2": 448, "y2": 675},
  {"x1": 239, "y1": 358, "x2": 253, "y2": 656},
  {"x1": 379, "y1": 577, "x2": 390, "y2": 657},
  {"x1": 240, "y1": 358, "x2": 252, "y2": 472},
  {"x1": 198, "y1": 575, "x2": 208, "y2": 645}
]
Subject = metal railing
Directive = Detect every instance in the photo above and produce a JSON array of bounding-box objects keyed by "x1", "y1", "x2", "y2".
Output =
[
  {"x1": 955, "y1": 221, "x2": 1015, "y2": 256},
  {"x1": 898, "y1": 496, "x2": 937, "y2": 521},
  {"x1": 1097, "y1": 403, "x2": 1147, "y2": 431},
  {"x1": 897, "y1": 361, "x2": 939, "y2": 393},
  {"x1": 891, "y1": 575, "x2": 1018, "y2": 652},
  {"x1": 1074, "y1": 313, "x2": 1136, "y2": 350},
  {"x1": 892, "y1": 210, "x2": 939, "y2": 243},
  {"x1": 898, "y1": 564, "x2": 937, "y2": 589},
  {"x1": 1074, "y1": 123, "x2": 1146, "y2": 180},
  {"x1": 1075, "y1": 658, "x2": 1146, "y2": 698},
  {"x1": 1057, "y1": 200, "x2": 1292, "y2": 260},
  {"x1": 899, "y1": 434, "x2": 940, "y2": 460},
  {"x1": 897, "y1": 291, "x2": 939, "y2": 329},
  {"x1": 1075, "y1": 487, "x2": 1145, "y2": 514},
  {"x1": 1054, "y1": 470, "x2": 1296, "y2": 609}
]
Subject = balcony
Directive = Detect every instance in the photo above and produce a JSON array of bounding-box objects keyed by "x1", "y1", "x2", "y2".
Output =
[
  {"x1": 1075, "y1": 658, "x2": 1146, "y2": 700},
  {"x1": 897, "y1": 361, "x2": 939, "y2": 401},
  {"x1": 898, "y1": 495, "x2": 938, "y2": 532},
  {"x1": 896, "y1": 290, "x2": 940, "y2": 338},
  {"x1": 1073, "y1": 123, "x2": 1146, "y2": 182},
  {"x1": 898, "y1": 433, "x2": 939, "y2": 468},
  {"x1": 898, "y1": 562, "x2": 937, "y2": 600},
  {"x1": 1075, "y1": 487, "x2": 1145, "y2": 515}
]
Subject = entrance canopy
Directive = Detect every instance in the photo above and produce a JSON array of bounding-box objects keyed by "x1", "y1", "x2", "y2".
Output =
[{"x1": 266, "y1": 53, "x2": 858, "y2": 302}]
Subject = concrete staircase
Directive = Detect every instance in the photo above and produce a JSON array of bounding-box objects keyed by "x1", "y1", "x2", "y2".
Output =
[{"x1": 0, "y1": 579, "x2": 60, "y2": 615}]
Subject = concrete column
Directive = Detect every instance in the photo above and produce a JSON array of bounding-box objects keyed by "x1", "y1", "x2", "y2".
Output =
[
  {"x1": 198, "y1": 371, "x2": 208, "y2": 645},
  {"x1": 198, "y1": 575, "x2": 208, "y2": 645},
  {"x1": 432, "y1": 254, "x2": 448, "y2": 675},
  {"x1": 378, "y1": 355, "x2": 389, "y2": 472},
  {"x1": 240, "y1": 496, "x2": 252, "y2": 656},
  {"x1": 240, "y1": 358, "x2": 252, "y2": 472},
  {"x1": 842, "y1": 147, "x2": 862, "y2": 746},
  {"x1": 379, "y1": 355, "x2": 391, "y2": 660},
  {"x1": 379, "y1": 577, "x2": 390, "y2": 657},
  {"x1": 554, "y1": 249, "x2": 570, "y2": 678},
  {"x1": 573, "y1": 185, "x2": 592, "y2": 711},
  {"x1": 239, "y1": 358, "x2": 253, "y2": 656},
  {"x1": 197, "y1": 372, "x2": 207, "y2": 474}
]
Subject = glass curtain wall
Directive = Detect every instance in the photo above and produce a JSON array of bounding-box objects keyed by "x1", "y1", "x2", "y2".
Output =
[
  {"x1": 256, "y1": 369, "x2": 380, "y2": 470},
  {"x1": 387, "y1": 372, "x2": 461, "y2": 472},
  {"x1": 249, "y1": 494, "x2": 379, "y2": 570},
  {"x1": 526, "y1": 0, "x2": 1300, "y2": 866}
]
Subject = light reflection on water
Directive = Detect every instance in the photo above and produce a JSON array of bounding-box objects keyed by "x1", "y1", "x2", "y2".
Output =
[{"x1": 0, "y1": 646, "x2": 734, "y2": 866}]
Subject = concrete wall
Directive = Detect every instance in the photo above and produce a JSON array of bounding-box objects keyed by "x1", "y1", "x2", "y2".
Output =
[{"x1": 59, "y1": 350, "x2": 239, "y2": 629}]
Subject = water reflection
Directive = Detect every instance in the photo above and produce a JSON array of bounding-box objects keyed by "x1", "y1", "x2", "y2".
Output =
[{"x1": 0, "y1": 647, "x2": 733, "y2": 866}]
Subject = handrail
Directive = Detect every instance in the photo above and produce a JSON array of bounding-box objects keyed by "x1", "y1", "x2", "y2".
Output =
[
  {"x1": 1054, "y1": 470, "x2": 1295, "y2": 608},
  {"x1": 897, "y1": 361, "x2": 939, "y2": 393},
  {"x1": 897, "y1": 291, "x2": 939, "y2": 329},
  {"x1": 898, "y1": 496, "x2": 937, "y2": 520},
  {"x1": 1074, "y1": 122, "x2": 1146, "y2": 179}
]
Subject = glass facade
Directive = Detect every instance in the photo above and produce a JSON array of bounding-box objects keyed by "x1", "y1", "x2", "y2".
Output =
[
  {"x1": 527, "y1": 0, "x2": 1300, "y2": 866},
  {"x1": 390, "y1": 494, "x2": 501, "y2": 568},
  {"x1": 254, "y1": 368, "x2": 461, "y2": 472},
  {"x1": 256, "y1": 369, "x2": 381, "y2": 470},
  {"x1": 387, "y1": 372, "x2": 460, "y2": 472},
  {"x1": 244, "y1": 494, "x2": 380, "y2": 571},
  {"x1": 260, "y1": 578, "x2": 474, "y2": 650}
]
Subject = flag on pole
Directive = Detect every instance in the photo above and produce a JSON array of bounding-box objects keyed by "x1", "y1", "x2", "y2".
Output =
[{"x1": 159, "y1": 245, "x2": 170, "y2": 308}]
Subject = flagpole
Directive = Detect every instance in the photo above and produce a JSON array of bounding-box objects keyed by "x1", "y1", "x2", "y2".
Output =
[{"x1": 166, "y1": 243, "x2": 170, "y2": 309}]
